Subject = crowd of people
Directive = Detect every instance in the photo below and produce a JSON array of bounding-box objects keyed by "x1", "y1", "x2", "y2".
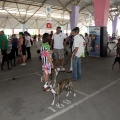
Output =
[
  {"x1": 0, "y1": 31, "x2": 43, "y2": 66},
  {"x1": 0, "y1": 26, "x2": 120, "y2": 93}
]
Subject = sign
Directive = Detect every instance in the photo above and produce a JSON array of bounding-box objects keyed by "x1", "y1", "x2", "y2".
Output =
[
  {"x1": 46, "y1": 6, "x2": 52, "y2": 28},
  {"x1": 89, "y1": 26, "x2": 100, "y2": 57},
  {"x1": 46, "y1": 6, "x2": 51, "y2": 20},
  {"x1": 89, "y1": 14, "x2": 92, "y2": 26},
  {"x1": 46, "y1": 22, "x2": 52, "y2": 28}
]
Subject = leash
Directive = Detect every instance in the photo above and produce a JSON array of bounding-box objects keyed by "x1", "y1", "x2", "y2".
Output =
[{"x1": 63, "y1": 50, "x2": 75, "y2": 66}]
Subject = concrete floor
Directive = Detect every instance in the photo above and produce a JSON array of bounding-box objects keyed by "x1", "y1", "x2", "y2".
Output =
[{"x1": 0, "y1": 44, "x2": 120, "y2": 120}]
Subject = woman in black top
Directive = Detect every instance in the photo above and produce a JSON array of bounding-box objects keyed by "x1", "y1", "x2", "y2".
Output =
[{"x1": 19, "y1": 32, "x2": 26, "y2": 66}]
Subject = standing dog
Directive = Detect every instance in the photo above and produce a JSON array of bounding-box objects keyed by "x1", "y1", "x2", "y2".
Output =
[
  {"x1": 112, "y1": 57, "x2": 120, "y2": 70},
  {"x1": 43, "y1": 69, "x2": 76, "y2": 106},
  {"x1": 1, "y1": 49, "x2": 16, "y2": 70},
  {"x1": 50, "y1": 79, "x2": 76, "y2": 106}
]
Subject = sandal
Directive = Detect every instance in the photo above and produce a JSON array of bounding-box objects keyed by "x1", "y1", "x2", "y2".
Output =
[{"x1": 66, "y1": 70, "x2": 72, "y2": 73}]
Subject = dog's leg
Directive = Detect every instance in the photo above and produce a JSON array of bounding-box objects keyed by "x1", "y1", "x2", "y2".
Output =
[
  {"x1": 41, "y1": 76, "x2": 44, "y2": 82},
  {"x1": 1, "y1": 59, "x2": 4, "y2": 70},
  {"x1": 66, "y1": 87, "x2": 70, "y2": 97},
  {"x1": 7, "y1": 59, "x2": 10, "y2": 70},
  {"x1": 69, "y1": 81, "x2": 76, "y2": 97},
  {"x1": 14, "y1": 58, "x2": 16, "y2": 66},
  {"x1": 74, "y1": 92, "x2": 76, "y2": 97},
  {"x1": 57, "y1": 95, "x2": 60, "y2": 107},
  {"x1": 66, "y1": 91, "x2": 70, "y2": 97},
  {"x1": 6, "y1": 56, "x2": 10, "y2": 70},
  {"x1": 51, "y1": 93, "x2": 55, "y2": 105},
  {"x1": 70, "y1": 85, "x2": 76, "y2": 97},
  {"x1": 72, "y1": 88, "x2": 76, "y2": 97},
  {"x1": 10, "y1": 60, "x2": 13, "y2": 66},
  {"x1": 112, "y1": 58, "x2": 117, "y2": 69},
  {"x1": 1, "y1": 55, "x2": 6, "y2": 70}
]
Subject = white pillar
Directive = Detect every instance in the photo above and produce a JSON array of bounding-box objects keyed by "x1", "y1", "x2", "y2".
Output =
[
  {"x1": 21, "y1": 23, "x2": 25, "y2": 32},
  {"x1": 61, "y1": 26, "x2": 64, "y2": 33}
]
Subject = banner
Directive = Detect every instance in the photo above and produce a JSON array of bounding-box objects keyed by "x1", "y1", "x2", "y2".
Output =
[
  {"x1": 89, "y1": 14, "x2": 92, "y2": 26},
  {"x1": 46, "y1": 6, "x2": 52, "y2": 28},
  {"x1": 89, "y1": 26, "x2": 100, "y2": 57}
]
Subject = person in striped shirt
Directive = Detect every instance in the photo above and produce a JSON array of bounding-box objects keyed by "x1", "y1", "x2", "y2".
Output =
[{"x1": 41, "y1": 33, "x2": 54, "y2": 90}]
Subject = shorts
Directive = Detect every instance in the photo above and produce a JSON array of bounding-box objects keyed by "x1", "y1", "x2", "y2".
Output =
[
  {"x1": 22, "y1": 47, "x2": 26, "y2": 55},
  {"x1": 53, "y1": 49, "x2": 64, "y2": 60},
  {"x1": 42, "y1": 63, "x2": 51, "y2": 75}
]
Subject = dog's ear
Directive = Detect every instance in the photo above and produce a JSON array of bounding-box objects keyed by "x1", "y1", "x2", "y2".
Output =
[{"x1": 56, "y1": 83, "x2": 59, "y2": 88}]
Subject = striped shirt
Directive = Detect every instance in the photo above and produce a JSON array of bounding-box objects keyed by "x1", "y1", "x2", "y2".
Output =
[{"x1": 41, "y1": 43, "x2": 50, "y2": 65}]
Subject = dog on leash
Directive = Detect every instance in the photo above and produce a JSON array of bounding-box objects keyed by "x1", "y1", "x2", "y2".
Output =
[
  {"x1": 43, "y1": 69, "x2": 76, "y2": 106},
  {"x1": 1, "y1": 49, "x2": 16, "y2": 70},
  {"x1": 112, "y1": 57, "x2": 120, "y2": 70},
  {"x1": 50, "y1": 79, "x2": 76, "y2": 106}
]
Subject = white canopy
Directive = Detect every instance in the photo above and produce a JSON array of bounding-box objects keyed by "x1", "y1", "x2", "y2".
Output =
[{"x1": 0, "y1": 0, "x2": 120, "y2": 31}]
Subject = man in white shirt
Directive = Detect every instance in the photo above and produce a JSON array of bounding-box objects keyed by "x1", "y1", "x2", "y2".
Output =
[
  {"x1": 72, "y1": 27, "x2": 84, "y2": 80},
  {"x1": 52, "y1": 27, "x2": 68, "y2": 71},
  {"x1": 24, "y1": 32, "x2": 31, "y2": 60}
]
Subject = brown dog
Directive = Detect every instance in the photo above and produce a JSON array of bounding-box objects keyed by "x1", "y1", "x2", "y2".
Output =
[
  {"x1": 49, "y1": 79, "x2": 76, "y2": 106},
  {"x1": 42, "y1": 69, "x2": 76, "y2": 106}
]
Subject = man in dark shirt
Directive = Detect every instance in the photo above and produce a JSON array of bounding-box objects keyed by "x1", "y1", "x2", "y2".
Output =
[{"x1": 11, "y1": 34, "x2": 18, "y2": 57}]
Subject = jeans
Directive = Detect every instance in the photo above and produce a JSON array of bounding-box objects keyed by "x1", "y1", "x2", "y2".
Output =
[
  {"x1": 72, "y1": 56, "x2": 81, "y2": 80},
  {"x1": 26, "y1": 47, "x2": 31, "y2": 59},
  {"x1": 12, "y1": 46, "x2": 18, "y2": 57}
]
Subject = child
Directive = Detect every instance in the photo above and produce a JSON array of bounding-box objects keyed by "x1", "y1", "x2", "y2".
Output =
[
  {"x1": 113, "y1": 39, "x2": 120, "y2": 57},
  {"x1": 41, "y1": 33, "x2": 55, "y2": 93}
]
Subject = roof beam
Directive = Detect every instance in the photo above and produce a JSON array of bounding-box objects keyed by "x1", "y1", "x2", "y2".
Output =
[
  {"x1": 65, "y1": 0, "x2": 72, "y2": 7},
  {"x1": 24, "y1": 0, "x2": 47, "y2": 23},
  {"x1": 2, "y1": 0, "x2": 6, "y2": 9},
  {"x1": 3, "y1": 17, "x2": 8, "y2": 28},
  {"x1": 57, "y1": 0, "x2": 70, "y2": 13},
  {"x1": 16, "y1": 2, "x2": 22, "y2": 22},
  {"x1": 3, "y1": 0, "x2": 42, "y2": 7},
  {"x1": 0, "y1": 18, "x2": 7, "y2": 28},
  {"x1": 79, "y1": 3, "x2": 93, "y2": 13},
  {"x1": 27, "y1": 21, "x2": 36, "y2": 29},
  {"x1": 13, "y1": 22, "x2": 19, "y2": 29},
  {"x1": 40, "y1": 23, "x2": 46, "y2": 29},
  {"x1": 24, "y1": 2, "x2": 34, "y2": 21},
  {"x1": 5, "y1": 8, "x2": 21, "y2": 23},
  {"x1": 51, "y1": 17, "x2": 62, "y2": 26}
]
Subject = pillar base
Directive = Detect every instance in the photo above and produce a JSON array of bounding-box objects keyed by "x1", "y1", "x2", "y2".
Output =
[{"x1": 100, "y1": 27, "x2": 107, "y2": 57}]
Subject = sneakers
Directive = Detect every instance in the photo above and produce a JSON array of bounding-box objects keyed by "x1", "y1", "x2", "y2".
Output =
[
  {"x1": 56, "y1": 67, "x2": 61, "y2": 72},
  {"x1": 20, "y1": 63, "x2": 26, "y2": 66},
  {"x1": 60, "y1": 66, "x2": 65, "y2": 71},
  {"x1": 56, "y1": 66, "x2": 65, "y2": 72}
]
